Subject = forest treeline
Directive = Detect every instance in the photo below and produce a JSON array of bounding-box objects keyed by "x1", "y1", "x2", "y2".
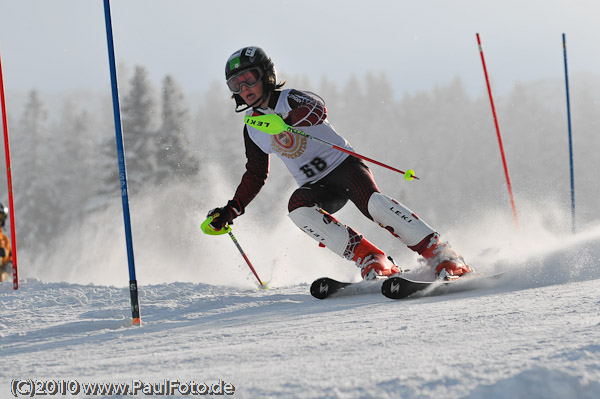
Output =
[{"x1": 3, "y1": 66, "x2": 600, "y2": 254}]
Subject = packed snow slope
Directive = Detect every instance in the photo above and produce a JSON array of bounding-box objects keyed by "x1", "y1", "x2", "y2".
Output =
[{"x1": 2, "y1": 221, "x2": 600, "y2": 398}]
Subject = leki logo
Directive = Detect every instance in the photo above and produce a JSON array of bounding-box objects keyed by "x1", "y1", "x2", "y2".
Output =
[
  {"x1": 390, "y1": 281, "x2": 400, "y2": 293},
  {"x1": 247, "y1": 119, "x2": 270, "y2": 128},
  {"x1": 389, "y1": 206, "x2": 414, "y2": 223}
]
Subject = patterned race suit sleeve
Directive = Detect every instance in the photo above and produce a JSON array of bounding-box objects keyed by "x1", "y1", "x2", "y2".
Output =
[
  {"x1": 232, "y1": 125, "x2": 270, "y2": 210},
  {"x1": 283, "y1": 89, "x2": 327, "y2": 127}
]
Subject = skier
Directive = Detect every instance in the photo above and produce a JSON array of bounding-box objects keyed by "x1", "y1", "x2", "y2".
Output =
[
  {"x1": 207, "y1": 46, "x2": 472, "y2": 280},
  {"x1": 0, "y1": 203, "x2": 12, "y2": 282}
]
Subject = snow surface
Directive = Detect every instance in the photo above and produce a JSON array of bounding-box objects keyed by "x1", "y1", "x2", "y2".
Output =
[{"x1": 2, "y1": 222, "x2": 600, "y2": 398}]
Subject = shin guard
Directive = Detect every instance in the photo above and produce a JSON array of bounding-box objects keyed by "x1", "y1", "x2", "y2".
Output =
[
  {"x1": 367, "y1": 192, "x2": 435, "y2": 247},
  {"x1": 288, "y1": 206, "x2": 351, "y2": 257}
]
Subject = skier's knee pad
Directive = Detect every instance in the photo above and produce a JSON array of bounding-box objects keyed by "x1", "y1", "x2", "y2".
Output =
[
  {"x1": 288, "y1": 205, "x2": 349, "y2": 257},
  {"x1": 367, "y1": 192, "x2": 435, "y2": 246}
]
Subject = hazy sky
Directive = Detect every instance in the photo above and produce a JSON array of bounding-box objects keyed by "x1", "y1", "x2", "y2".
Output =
[{"x1": 1, "y1": 0, "x2": 599, "y2": 97}]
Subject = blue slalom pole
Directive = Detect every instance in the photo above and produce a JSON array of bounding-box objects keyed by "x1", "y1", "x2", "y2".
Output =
[
  {"x1": 103, "y1": 0, "x2": 141, "y2": 325},
  {"x1": 562, "y1": 33, "x2": 575, "y2": 234}
]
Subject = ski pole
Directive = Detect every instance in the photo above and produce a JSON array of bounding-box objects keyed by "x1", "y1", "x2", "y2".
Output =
[
  {"x1": 244, "y1": 114, "x2": 418, "y2": 181},
  {"x1": 226, "y1": 229, "x2": 267, "y2": 288},
  {"x1": 201, "y1": 217, "x2": 268, "y2": 288}
]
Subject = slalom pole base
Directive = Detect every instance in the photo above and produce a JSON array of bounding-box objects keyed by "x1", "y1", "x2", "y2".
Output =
[{"x1": 129, "y1": 279, "x2": 141, "y2": 327}]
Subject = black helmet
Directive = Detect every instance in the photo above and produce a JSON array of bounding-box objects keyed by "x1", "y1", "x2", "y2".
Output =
[
  {"x1": 0, "y1": 202, "x2": 7, "y2": 228},
  {"x1": 225, "y1": 46, "x2": 280, "y2": 112}
]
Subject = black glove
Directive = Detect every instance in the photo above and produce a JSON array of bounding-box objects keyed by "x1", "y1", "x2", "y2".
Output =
[
  {"x1": 207, "y1": 199, "x2": 244, "y2": 230},
  {"x1": 0, "y1": 248, "x2": 5, "y2": 258}
]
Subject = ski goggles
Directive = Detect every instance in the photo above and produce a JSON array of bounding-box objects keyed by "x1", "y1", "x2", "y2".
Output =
[{"x1": 226, "y1": 67, "x2": 263, "y2": 94}]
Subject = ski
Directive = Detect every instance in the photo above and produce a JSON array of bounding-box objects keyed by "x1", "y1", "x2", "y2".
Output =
[
  {"x1": 310, "y1": 277, "x2": 386, "y2": 299},
  {"x1": 381, "y1": 272, "x2": 504, "y2": 300},
  {"x1": 311, "y1": 272, "x2": 504, "y2": 300}
]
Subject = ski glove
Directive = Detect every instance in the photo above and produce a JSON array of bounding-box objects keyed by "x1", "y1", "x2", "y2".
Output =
[{"x1": 207, "y1": 199, "x2": 244, "y2": 230}]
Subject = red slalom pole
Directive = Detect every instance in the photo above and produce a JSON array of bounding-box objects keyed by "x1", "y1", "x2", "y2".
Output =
[
  {"x1": 476, "y1": 33, "x2": 519, "y2": 229},
  {"x1": 0, "y1": 47, "x2": 19, "y2": 289}
]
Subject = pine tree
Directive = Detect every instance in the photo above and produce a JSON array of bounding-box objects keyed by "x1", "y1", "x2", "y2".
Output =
[
  {"x1": 59, "y1": 102, "x2": 103, "y2": 217},
  {"x1": 120, "y1": 65, "x2": 157, "y2": 193},
  {"x1": 155, "y1": 75, "x2": 199, "y2": 183},
  {"x1": 13, "y1": 90, "x2": 61, "y2": 250},
  {"x1": 17, "y1": 90, "x2": 46, "y2": 172}
]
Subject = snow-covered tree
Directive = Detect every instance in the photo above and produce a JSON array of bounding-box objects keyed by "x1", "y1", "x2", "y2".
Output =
[
  {"x1": 12, "y1": 90, "x2": 61, "y2": 250},
  {"x1": 120, "y1": 65, "x2": 158, "y2": 193},
  {"x1": 155, "y1": 75, "x2": 199, "y2": 183}
]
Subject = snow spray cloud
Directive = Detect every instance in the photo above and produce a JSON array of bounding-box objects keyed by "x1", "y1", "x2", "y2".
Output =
[
  {"x1": 22, "y1": 163, "x2": 351, "y2": 288},
  {"x1": 453, "y1": 198, "x2": 600, "y2": 288},
  {"x1": 23, "y1": 159, "x2": 600, "y2": 289}
]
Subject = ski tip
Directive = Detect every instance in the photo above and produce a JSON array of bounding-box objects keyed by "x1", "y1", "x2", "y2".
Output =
[
  {"x1": 310, "y1": 277, "x2": 336, "y2": 300},
  {"x1": 310, "y1": 277, "x2": 355, "y2": 300},
  {"x1": 310, "y1": 278, "x2": 328, "y2": 299}
]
